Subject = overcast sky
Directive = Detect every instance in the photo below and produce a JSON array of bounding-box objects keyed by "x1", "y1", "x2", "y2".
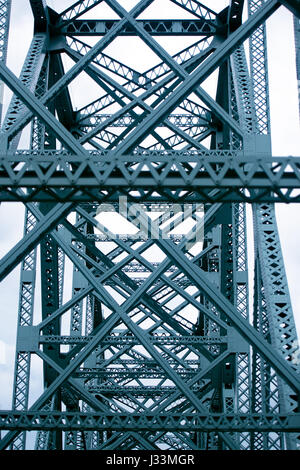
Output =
[{"x1": 0, "y1": 0, "x2": 299, "y2": 448}]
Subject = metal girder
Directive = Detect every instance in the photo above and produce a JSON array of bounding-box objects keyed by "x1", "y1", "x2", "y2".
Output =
[
  {"x1": 1, "y1": 152, "x2": 300, "y2": 203},
  {"x1": 0, "y1": 0, "x2": 11, "y2": 65},
  {"x1": 247, "y1": 0, "x2": 300, "y2": 451},
  {"x1": 1, "y1": 411, "x2": 300, "y2": 433},
  {"x1": 10, "y1": 208, "x2": 37, "y2": 451},
  {"x1": 60, "y1": 19, "x2": 220, "y2": 36},
  {"x1": 34, "y1": 350, "x2": 115, "y2": 415},
  {"x1": 39, "y1": 334, "x2": 227, "y2": 346},
  {"x1": 0, "y1": 0, "x2": 11, "y2": 122},
  {"x1": 77, "y1": 113, "x2": 210, "y2": 128}
]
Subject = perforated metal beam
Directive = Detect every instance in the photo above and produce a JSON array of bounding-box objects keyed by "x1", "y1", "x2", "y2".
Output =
[
  {"x1": 1, "y1": 152, "x2": 300, "y2": 203},
  {"x1": 1, "y1": 411, "x2": 299, "y2": 432}
]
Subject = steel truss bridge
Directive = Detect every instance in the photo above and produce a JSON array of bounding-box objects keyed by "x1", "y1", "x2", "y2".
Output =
[{"x1": 0, "y1": 0, "x2": 300, "y2": 451}]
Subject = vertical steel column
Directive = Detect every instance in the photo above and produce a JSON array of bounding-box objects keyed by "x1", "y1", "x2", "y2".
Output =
[
  {"x1": 31, "y1": 55, "x2": 61, "y2": 451},
  {"x1": 9, "y1": 36, "x2": 48, "y2": 449},
  {"x1": 64, "y1": 213, "x2": 87, "y2": 450},
  {"x1": 248, "y1": 0, "x2": 300, "y2": 450},
  {"x1": 0, "y1": 0, "x2": 11, "y2": 123},
  {"x1": 37, "y1": 51, "x2": 63, "y2": 447},
  {"x1": 248, "y1": 0, "x2": 270, "y2": 134},
  {"x1": 230, "y1": 44, "x2": 255, "y2": 450},
  {"x1": 202, "y1": 27, "x2": 252, "y2": 449},
  {"x1": 248, "y1": 0, "x2": 283, "y2": 450},
  {"x1": 194, "y1": 48, "x2": 245, "y2": 449},
  {"x1": 10, "y1": 209, "x2": 37, "y2": 450},
  {"x1": 81, "y1": 294, "x2": 97, "y2": 450},
  {"x1": 82, "y1": 222, "x2": 105, "y2": 450},
  {"x1": 70, "y1": 214, "x2": 87, "y2": 337},
  {"x1": 0, "y1": 5, "x2": 11, "y2": 442}
]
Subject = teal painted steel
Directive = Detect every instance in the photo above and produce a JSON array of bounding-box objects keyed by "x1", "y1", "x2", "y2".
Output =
[{"x1": 0, "y1": 0, "x2": 299, "y2": 451}]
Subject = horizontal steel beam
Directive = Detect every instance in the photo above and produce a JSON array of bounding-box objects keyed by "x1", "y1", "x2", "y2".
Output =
[
  {"x1": 0, "y1": 411, "x2": 299, "y2": 432},
  {"x1": 75, "y1": 367, "x2": 198, "y2": 378},
  {"x1": 86, "y1": 385, "x2": 202, "y2": 395},
  {"x1": 1, "y1": 152, "x2": 300, "y2": 203},
  {"x1": 60, "y1": 19, "x2": 219, "y2": 36},
  {"x1": 77, "y1": 113, "x2": 210, "y2": 128},
  {"x1": 39, "y1": 334, "x2": 227, "y2": 345}
]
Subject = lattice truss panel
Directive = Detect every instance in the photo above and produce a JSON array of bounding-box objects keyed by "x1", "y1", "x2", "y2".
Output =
[{"x1": 0, "y1": 0, "x2": 299, "y2": 451}]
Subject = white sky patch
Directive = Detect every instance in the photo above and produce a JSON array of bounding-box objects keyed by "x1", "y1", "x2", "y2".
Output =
[{"x1": 0, "y1": 340, "x2": 6, "y2": 365}]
